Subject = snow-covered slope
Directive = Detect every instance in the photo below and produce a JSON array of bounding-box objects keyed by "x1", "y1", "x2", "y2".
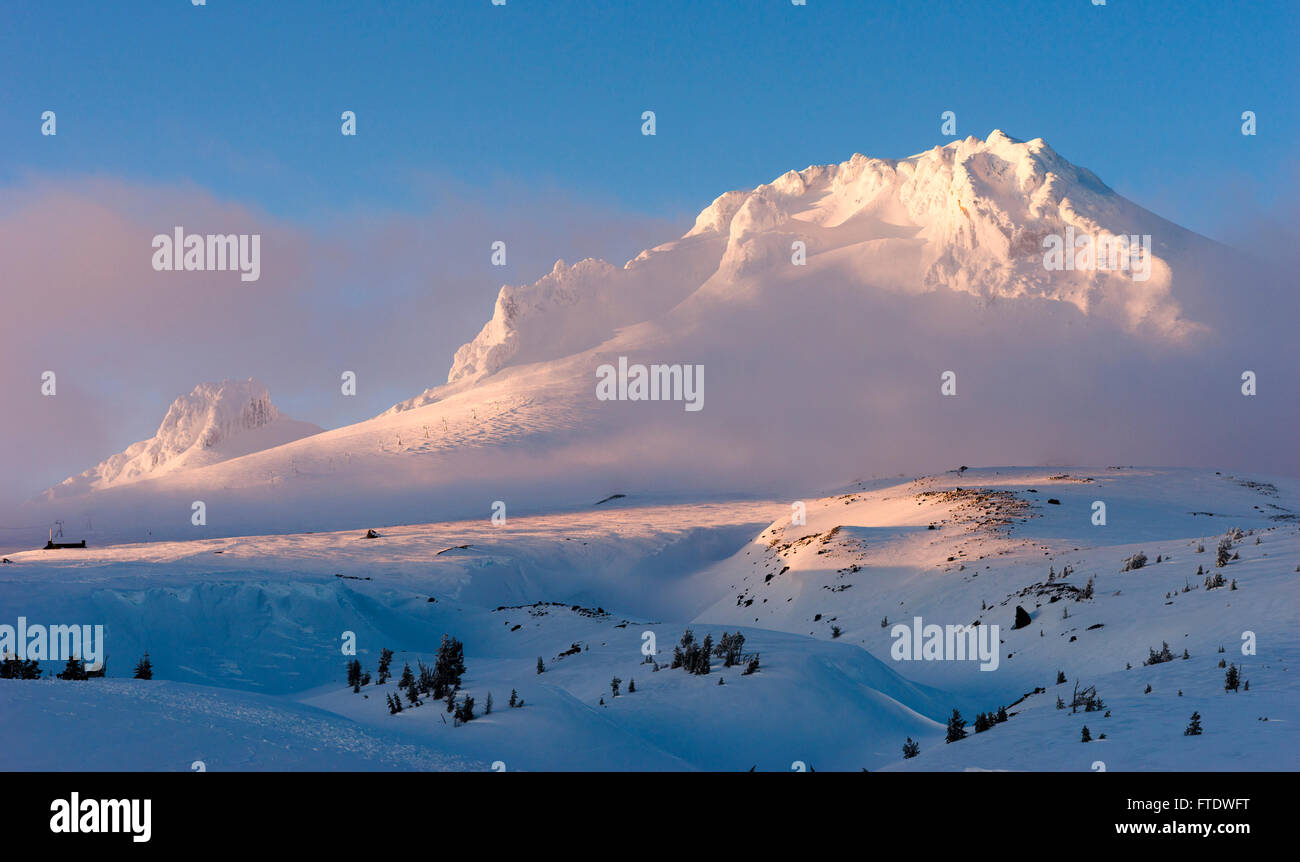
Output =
[
  {"x1": 689, "y1": 467, "x2": 1300, "y2": 770},
  {"x1": 0, "y1": 495, "x2": 950, "y2": 771},
  {"x1": 42, "y1": 379, "x2": 321, "y2": 499},
  {"x1": 693, "y1": 468, "x2": 1299, "y2": 685},
  {"x1": 3, "y1": 467, "x2": 1296, "y2": 770}
]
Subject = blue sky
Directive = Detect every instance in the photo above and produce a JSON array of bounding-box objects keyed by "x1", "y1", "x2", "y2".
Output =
[{"x1": 3, "y1": 0, "x2": 1295, "y2": 236}]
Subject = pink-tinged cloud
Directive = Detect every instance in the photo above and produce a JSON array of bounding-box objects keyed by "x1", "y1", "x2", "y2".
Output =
[{"x1": 0, "y1": 174, "x2": 680, "y2": 506}]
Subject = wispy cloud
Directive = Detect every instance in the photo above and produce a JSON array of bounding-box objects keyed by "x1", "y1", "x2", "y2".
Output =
[{"x1": 0, "y1": 174, "x2": 681, "y2": 504}]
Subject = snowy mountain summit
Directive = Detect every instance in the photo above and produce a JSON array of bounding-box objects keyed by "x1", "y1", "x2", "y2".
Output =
[
  {"x1": 686, "y1": 130, "x2": 1181, "y2": 307},
  {"x1": 43, "y1": 379, "x2": 321, "y2": 498},
  {"x1": 433, "y1": 131, "x2": 1201, "y2": 394}
]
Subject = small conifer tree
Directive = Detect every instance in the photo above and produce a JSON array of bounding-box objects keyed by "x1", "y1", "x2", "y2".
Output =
[
  {"x1": 1225, "y1": 663, "x2": 1241, "y2": 692},
  {"x1": 945, "y1": 708, "x2": 967, "y2": 743}
]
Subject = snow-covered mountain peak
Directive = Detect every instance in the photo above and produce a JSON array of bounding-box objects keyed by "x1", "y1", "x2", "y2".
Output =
[
  {"x1": 429, "y1": 132, "x2": 1203, "y2": 401},
  {"x1": 690, "y1": 130, "x2": 1125, "y2": 250},
  {"x1": 157, "y1": 378, "x2": 281, "y2": 446},
  {"x1": 442, "y1": 257, "x2": 620, "y2": 385},
  {"x1": 43, "y1": 378, "x2": 321, "y2": 497}
]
